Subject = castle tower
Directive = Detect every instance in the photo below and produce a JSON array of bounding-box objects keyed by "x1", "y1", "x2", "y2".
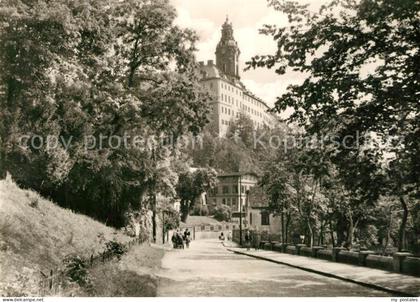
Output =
[{"x1": 215, "y1": 16, "x2": 240, "y2": 80}]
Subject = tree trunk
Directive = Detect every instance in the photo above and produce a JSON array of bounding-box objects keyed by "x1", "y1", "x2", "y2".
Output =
[
  {"x1": 152, "y1": 193, "x2": 157, "y2": 243},
  {"x1": 347, "y1": 211, "x2": 354, "y2": 249},
  {"x1": 329, "y1": 219, "x2": 336, "y2": 247},
  {"x1": 383, "y1": 206, "x2": 392, "y2": 255},
  {"x1": 180, "y1": 200, "x2": 190, "y2": 223},
  {"x1": 398, "y1": 196, "x2": 408, "y2": 252},
  {"x1": 281, "y1": 203, "x2": 285, "y2": 244},
  {"x1": 336, "y1": 219, "x2": 346, "y2": 247},
  {"x1": 285, "y1": 213, "x2": 291, "y2": 243},
  {"x1": 318, "y1": 219, "x2": 324, "y2": 246},
  {"x1": 307, "y1": 220, "x2": 314, "y2": 247}
]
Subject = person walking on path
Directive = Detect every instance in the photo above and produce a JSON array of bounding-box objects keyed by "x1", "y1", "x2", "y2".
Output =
[
  {"x1": 219, "y1": 232, "x2": 225, "y2": 241},
  {"x1": 244, "y1": 230, "x2": 251, "y2": 251},
  {"x1": 177, "y1": 230, "x2": 184, "y2": 249},
  {"x1": 171, "y1": 232, "x2": 177, "y2": 248},
  {"x1": 183, "y1": 228, "x2": 191, "y2": 248},
  {"x1": 253, "y1": 231, "x2": 261, "y2": 250}
]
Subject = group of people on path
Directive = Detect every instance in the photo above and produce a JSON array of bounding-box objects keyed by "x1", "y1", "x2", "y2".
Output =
[
  {"x1": 218, "y1": 231, "x2": 232, "y2": 241},
  {"x1": 171, "y1": 228, "x2": 191, "y2": 249}
]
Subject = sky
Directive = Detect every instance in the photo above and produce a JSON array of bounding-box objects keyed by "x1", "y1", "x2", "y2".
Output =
[{"x1": 170, "y1": 0, "x2": 324, "y2": 109}]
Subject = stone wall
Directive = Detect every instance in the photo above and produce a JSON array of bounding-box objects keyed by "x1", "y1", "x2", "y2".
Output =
[
  {"x1": 365, "y1": 254, "x2": 393, "y2": 271},
  {"x1": 257, "y1": 243, "x2": 420, "y2": 277},
  {"x1": 337, "y1": 250, "x2": 360, "y2": 266},
  {"x1": 401, "y1": 257, "x2": 420, "y2": 276}
]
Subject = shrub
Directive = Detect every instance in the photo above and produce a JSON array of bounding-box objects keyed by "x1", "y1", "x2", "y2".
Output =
[
  {"x1": 104, "y1": 240, "x2": 128, "y2": 260},
  {"x1": 26, "y1": 192, "x2": 39, "y2": 208},
  {"x1": 191, "y1": 204, "x2": 209, "y2": 216},
  {"x1": 63, "y1": 255, "x2": 90, "y2": 286},
  {"x1": 212, "y1": 205, "x2": 231, "y2": 222},
  {"x1": 162, "y1": 207, "x2": 180, "y2": 231}
]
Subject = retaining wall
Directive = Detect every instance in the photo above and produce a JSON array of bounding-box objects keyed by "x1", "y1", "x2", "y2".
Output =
[
  {"x1": 401, "y1": 257, "x2": 420, "y2": 277},
  {"x1": 259, "y1": 243, "x2": 420, "y2": 277},
  {"x1": 365, "y1": 254, "x2": 393, "y2": 271},
  {"x1": 299, "y1": 246, "x2": 313, "y2": 257},
  {"x1": 337, "y1": 250, "x2": 360, "y2": 266},
  {"x1": 286, "y1": 245, "x2": 297, "y2": 255},
  {"x1": 317, "y1": 249, "x2": 333, "y2": 261}
]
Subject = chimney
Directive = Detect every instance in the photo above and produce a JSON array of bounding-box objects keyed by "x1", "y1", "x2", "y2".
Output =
[{"x1": 207, "y1": 60, "x2": 214, "y2": 66}]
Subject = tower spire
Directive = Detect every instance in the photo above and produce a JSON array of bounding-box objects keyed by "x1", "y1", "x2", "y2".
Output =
[{"x1": 216, "y1": 18, "x2": 240, "y2": 79}]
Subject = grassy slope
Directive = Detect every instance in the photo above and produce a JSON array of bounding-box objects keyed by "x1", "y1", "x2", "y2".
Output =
[
  {"x1": 0, "y1": 178, "x2": 132, "y2": 296},
  {"x1": 88, "y1": 244, "x2": 164, "y2": 297}
]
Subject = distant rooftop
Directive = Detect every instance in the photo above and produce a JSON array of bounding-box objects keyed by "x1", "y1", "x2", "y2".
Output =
[{"x1": 218, "y1": 171, "x2": 260, "y2": 178}]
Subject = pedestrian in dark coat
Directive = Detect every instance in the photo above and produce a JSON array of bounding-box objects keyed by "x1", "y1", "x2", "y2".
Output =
[
  {"x1": 253, "y1": 231, "x2": 261, "y2": 250},
  {"x1": 244, "y1": 230, "x2": 251, "y2": 251}
]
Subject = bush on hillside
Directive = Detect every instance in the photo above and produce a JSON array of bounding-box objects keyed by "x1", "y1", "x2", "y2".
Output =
[
  {"x1": 25, "y1": 192, "x2": 39, "y2": 208},
  {"x1": 63, "y1": 255, "x2": 91, "y2": 287},
  {"x1": 104, "y1": 240, "x2": 128, "y2": 260}
]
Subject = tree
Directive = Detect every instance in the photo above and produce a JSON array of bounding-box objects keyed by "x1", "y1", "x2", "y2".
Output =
[
  {"x1": 0, "y1": 0, "x2": 213, "y2": 228},
  {"x1": 176, "y1": 167, "x2": 218, "y2": 222},
  {"x1": 248, "y1": 0, "x2": 419, "y2": 251},
  {"x1": 192, "y1": 203, "x2": 209, "y2": 216},
  {"x1": 212, "y1": 205, "x2": 231, "y2": 222},
  {"x1": 185, "y1": 127, "x2": 260, "y2": 174},
  {"x1": 226, "y1": 113, "x2": 255, "y2": 149},
  {"x1": 159, "y1": 199, "x2": 180, "y2": 243}
]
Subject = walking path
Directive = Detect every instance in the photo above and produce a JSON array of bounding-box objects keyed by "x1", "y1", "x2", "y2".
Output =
[
  {"x1": 227, "y1": 247, "x2": 420, "y2": 297},
  {"x1": 157, "y1": 239, "x2": 394, "y2": 296}
]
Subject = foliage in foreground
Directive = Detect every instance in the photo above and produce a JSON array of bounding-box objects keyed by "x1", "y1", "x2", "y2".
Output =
[
  {"x1": 248, "y1": 0, "x2": 419, "y2": 252},
  {"x1": 0, "y1": 0, "x2": 212, "y2": 227}
]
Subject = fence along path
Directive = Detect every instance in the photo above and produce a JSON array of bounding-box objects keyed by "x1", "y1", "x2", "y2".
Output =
[
  {"x1": 39, "y1": 237, "x2": 143, "y2": 295},
  {"x1": 179, "y1": 223, "x2": 237, "y2": 240}
]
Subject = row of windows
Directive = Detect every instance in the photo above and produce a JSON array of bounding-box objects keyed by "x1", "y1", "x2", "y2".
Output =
[
  {"x1": 207, "y1": 80, "x2": 267, "y2": 111},
  {"x1": 222, "y1": 198, "x2": 237, "y2": 206},
  {"x1": 221, "y1": 93, "x2": 239, "y2": 106},
  {"x1": 211, "y1": 185, "x2": 249, "y2": 195},
  {"x1": 211, "y1": 198, "x2": 238, "y2": 206},
  {"x1": 221, "y1": 119, "x2": 232, "y2": 126},
  {"x1": 220, "y1": 82, "x2": 267, "y2": 111},
  {"x1": 243, "y1": 94, "x2": 265, "y2": 109},
  {"x1": 221, "y1": 93, "x2": 266, "y2": 119},
  {"x1": 253, "y1": 120, "x2": 264, "y2": 129},
  {"x1": 221, "y1": 105, "x2": 235, "y2": 116},
  {"x1": 242, "y1": 104, "x2": 264, "y2": 118},
  {"x1": 222, "y1": 104, "x2": 264, "y2": 122},
  {"x1": 221, "y1": 82, "x2": 241, "y2": 96}
]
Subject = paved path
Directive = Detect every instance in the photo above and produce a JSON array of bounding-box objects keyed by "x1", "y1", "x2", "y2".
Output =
[
  {"x1": 228, "y1": 247, "x2": 420, "y2": 297},
  {"x1": 156, "y1": 239, "x2": 394, "y2": 297}
]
